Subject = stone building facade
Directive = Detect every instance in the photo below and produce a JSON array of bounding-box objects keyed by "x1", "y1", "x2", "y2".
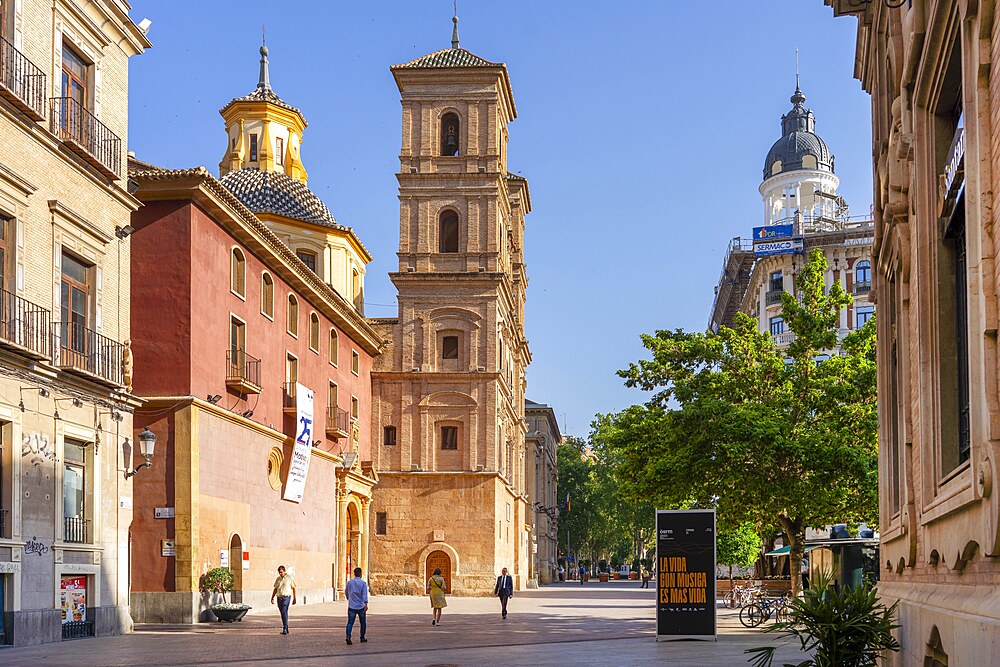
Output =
[
  {"x1": 124, "y1": 51, "x2": 381, "y2": 623},
  {"x1": 710, "y1": 86, "x2": 874, "y2": 349},
  {"x1": 369, "y1": 25, "x2": 533, "y2": 595},
  {"x1": 0, "y1": 0, "x2": 148, "y2": 646},
  {"x1": 826, "y1": 0, "x2": 1000, "y2": 663},
  {"x1": 525, "y1": 400, "x2": 560, "y2": 586}
]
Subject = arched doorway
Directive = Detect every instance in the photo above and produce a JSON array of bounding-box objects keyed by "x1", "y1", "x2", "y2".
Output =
[
  {"x1": 345, "y1": 503, "x2": 360, "y2": 581},
  {"x1": 229, "y1": 534, "x2": 243, "y2": 603},
  {"x1": 426, "y1": 550, "x2": 452, "y2": 593}
]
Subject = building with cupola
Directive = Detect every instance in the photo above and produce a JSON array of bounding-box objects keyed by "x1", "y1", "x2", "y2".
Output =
[
  {"x1": 709, "y1": 82, "x2": 874, "y2": 353},
  {"x1": 368, "y1": 15, "x2": 534, "y2": 595},
  {"x1": 217, "y1": 45, "x2": 371, "y2": 313},
  {"x1": 125, "y1": 44, "x2": 382, "y2": 624}
]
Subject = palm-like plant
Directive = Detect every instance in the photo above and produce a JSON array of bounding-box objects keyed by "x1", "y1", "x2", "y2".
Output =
[{"x1": 746, "y1": 572, "x2": 900, "y2": 667}]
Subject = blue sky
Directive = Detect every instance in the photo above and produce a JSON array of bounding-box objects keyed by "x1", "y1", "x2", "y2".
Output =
[{"x1": 128, "y1": 1, "x2": 870, "y2": 438}]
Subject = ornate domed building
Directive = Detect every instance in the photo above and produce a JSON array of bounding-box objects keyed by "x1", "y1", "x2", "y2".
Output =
[
  {"x1": 218, "y1": 46, "x2": 371, "y2": 313},
  {"x1": 759, "y1": 85, "x2": 847, "y2": 234}
]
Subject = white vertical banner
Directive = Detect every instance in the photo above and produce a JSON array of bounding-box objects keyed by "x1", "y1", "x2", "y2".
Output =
[{"x1": 283, "y1": 383, "x2": 314, "y2": 503}]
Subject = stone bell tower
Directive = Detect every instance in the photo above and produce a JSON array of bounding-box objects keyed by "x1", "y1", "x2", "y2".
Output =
[{"x1": 369, "y1": 14, "x2": 532, "y2": 594}]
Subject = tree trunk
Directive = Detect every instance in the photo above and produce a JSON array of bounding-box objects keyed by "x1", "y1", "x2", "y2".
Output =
[{"x1": 779, "y1": 515, "x2": 804, "y2": 598}]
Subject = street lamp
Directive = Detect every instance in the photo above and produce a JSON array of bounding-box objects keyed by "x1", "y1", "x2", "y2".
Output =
[{"x1": 125, "y1": 427, "x2": 157, "y2": 479}]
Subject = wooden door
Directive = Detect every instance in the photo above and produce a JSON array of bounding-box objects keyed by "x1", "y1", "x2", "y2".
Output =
[{"x1": 426, "y1": 550, "x2": 452, "y2": 593}]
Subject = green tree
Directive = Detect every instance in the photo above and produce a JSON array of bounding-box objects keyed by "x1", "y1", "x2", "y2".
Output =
[
  {"x1": 598, "y1": 249, "x2": 877, "y2": 597},
  {"x1": 717, "y1": 523, "x2": 763, "y2": 584}
]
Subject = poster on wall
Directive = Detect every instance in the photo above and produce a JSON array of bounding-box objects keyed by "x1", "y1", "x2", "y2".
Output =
[
  {"x1": 60, "y1": 575, "x2": 87, "y2": 625},
  {"x1": 283, "y1": 383, "x2": 315, "y2": 503},
  {"x1": 655, "y1": 509, "x2": 716, "y2": 641}
]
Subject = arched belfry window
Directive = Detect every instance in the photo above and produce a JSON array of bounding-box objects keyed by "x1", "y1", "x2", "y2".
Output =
[
  {"x1": 439, "y1": 210, "x2": 459, "y2": 253},
  {"x1": 441, "y1": 113, "x2": 460, "y2": 157}
]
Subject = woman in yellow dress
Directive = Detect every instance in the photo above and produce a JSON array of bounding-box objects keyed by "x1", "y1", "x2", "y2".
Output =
[{"x1": 427, "y1": 567, "x2": 447, "y2": 626}]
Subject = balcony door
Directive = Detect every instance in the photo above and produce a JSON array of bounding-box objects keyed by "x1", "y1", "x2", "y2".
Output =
[
  {"x1": 60, "y1": 44, "x2": 88, "y2": 141},
  {"x1": 60, "y1": 252, "x2": 90, "y2": 365}
]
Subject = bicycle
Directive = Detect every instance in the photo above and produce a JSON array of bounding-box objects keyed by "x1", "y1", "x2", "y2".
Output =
[
  {"x1": 723, "y1": 582, "x2": 761, "y2": 609},
  {"x1": 738, "y1": 594, "x2": 790, "y2": 627}
]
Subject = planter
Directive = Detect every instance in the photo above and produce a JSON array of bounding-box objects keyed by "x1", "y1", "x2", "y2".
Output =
[
  {"x1": 599, "y1": 573, "x2": 609, "y2": 582},
  {"x1": 630, "y1": 572, "x2": 639, "y2": 580},
  {"x1": 212, "y1": 606, "x2": 251, "y2": 623}
]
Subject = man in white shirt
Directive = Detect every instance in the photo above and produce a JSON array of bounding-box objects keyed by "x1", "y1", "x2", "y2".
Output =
[
  {"x1": 344, "y1": 567, "x2": 369, "y2": 645},
  {"x1": 270, "y1": 565, "x2": 296, "y2": 635},
  {"x1": 494, "y1": 567, "x2": 514, "y2": 619}
]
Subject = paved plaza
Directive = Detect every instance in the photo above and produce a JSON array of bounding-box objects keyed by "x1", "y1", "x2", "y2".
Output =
[{"x1": 0, "y1": 582, "x2": 808, "y2": 666}]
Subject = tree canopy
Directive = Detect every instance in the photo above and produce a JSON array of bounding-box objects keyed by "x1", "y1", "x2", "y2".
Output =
[{"x1": 596, "y1": 249, "x2": 877, "y2": 596}]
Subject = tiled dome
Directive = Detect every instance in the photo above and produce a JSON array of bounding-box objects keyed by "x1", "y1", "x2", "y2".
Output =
[
  {"x1": 220, "y1": 169, "x2": 340, "y2": 228},
  {"x1": 763, "y1": 87, "x2": 835, "y2": 180}
]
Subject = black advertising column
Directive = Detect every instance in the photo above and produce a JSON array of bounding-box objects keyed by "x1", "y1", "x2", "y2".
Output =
[{"x1": 655, "y1": 509, "x2": 716, "y2": 641}]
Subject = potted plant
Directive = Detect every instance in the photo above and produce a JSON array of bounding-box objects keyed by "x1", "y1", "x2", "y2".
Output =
[
  {"x1": 746, "y1": 573, "x2": 900, "y2": 667},
  {"x1": 630, "y1": 558, "x2": 640, "y2": 580},
  {"x1": 203, "y1": 567, "x2": 251, "y2": 622},
  {"x1": 581, "y1": 560, "x2": 591, "y2": 582},
  {"x1": 598, "y1": 559, "x2": 609, "y2": 582}
]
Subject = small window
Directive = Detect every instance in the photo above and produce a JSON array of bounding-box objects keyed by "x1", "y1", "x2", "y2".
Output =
[
  {"x1": 275, "y1": 137, "x2": 284, "y2": 166},
  {"x1": 769, "y1": 271, "x2": 783, "y2": 293},
  {"x1": 856, "y1": 306, "x2": 875, "y2": 328},
  {"x1": 309, "y1": 313, "x2": 320, "y2": 352},
  {"x1": 266, "y1": 447, "x2": 283, "y2": 490},
  {"x1": 769, "y1": 316, "x2": 784, "y2": 336},
  {"x1": 328, "y1": 381, "x2": 338, "y2": 410},
  {"x1": 329, "y1": 329, "x2": 339, "y2": 366},
  {"x1": 375, "y1": 511, "x2": 387, "y2": 536},
  {"x1": 384, "y1": 426, "x2": 397, "y2": 446},
  {"x1": 855, "y1": 260, "x2": 871, "y2": 289},
  {"x1": 351, "y1": 350, "x2": 360, "y2": 375},
  {"x1": 802, "y1": 155, "x2": 817, "y2": 170},
  {"x1": 442, "y1": 335, "x2": 459, "y2": 360},
  {"x1": 440, "y1": 425, "x2": 458, "y2": 450},
  {"x1": 439, "y1": 211, "x2": 459, "y2": 253},
  {"x1": 249, "y1": 134, "x2": 259, "y2": 161},
  {"x1": 770, "y1": 160, "x2": 782, "y2": 176},
  {"x1": 441, "y1": 112, "x2": 460, "y2": 156},
  {"x1": 286, "y1": 294, "x2": 298, "y2": 336},
  {"x1": 231, "y1": 248, "x2": 246, "y2": 297},
  {"x1": 261, "y1": 272, "x2": 274, "y2": 318},
  {"x1": 351, "y1": 395, "x2": 359, "y2": 420},
  {"x1": 297, "y1": 250, "x2": 317, "y2": 274}
]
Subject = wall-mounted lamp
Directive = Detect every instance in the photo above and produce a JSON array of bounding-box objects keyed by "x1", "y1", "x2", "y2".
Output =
[
  {"x1": 125, "y1": 427, "x2": 157, "y2": 479},
  {"x1": 115, "y1": 224, "x2": 136, "y2": 239},
  {"x1": 207, "y1": 394, "x2": 222, "y2": 404},
  {"x1": 343, "y1": 452, "x2": 358, "y2": 469}
]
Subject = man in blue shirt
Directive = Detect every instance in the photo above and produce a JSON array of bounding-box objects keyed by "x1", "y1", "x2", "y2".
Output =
[{"x1": 344, "y1": 567, "x2": 369, "y2": 645}]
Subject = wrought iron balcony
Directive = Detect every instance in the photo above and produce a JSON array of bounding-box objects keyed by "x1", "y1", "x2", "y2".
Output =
[
  {"x1": 0, "y1": 35, "x2": 45, "y2": 120},
  {"x1": 326, "y1": 405, "x2": 350, "y2": 439},
  {"x1": 52, "y1": 321, "x2": 124, "y2": 386},
  {"x1": 765, "y1": 289, "x2": 785, "y2": 306},
  {"x1": 853, "y1": 280, "x2": 872, "y2": 295},
  {"x1": 0, "y1": 289, "x2": 51, "y2": 359},
  {"x1": 64, "y1": 516, "x2": 90, "y2": 544},
  {"x1": 50, "y1": 96, "x2": 121, "y2": 179},
  {"x1": 226, "y1": 349, "x2": 261, "y2": 394},
  {"x1": 282, "y1": 382, "x2": 297, "y2": 414}
]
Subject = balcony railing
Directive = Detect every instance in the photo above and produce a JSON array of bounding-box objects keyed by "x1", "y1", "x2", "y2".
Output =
[
  {"x1": 326, "y1": 406, "x2": 350, "y2": 439},
  {"x1": 0, "y1": 35, "x2": 46, "y2": 120},
  {"x1": 853, "y1": 280, "x2": 872, "y2": 295},
  {"x1": 50, "y1": 96, "x2": 121, "y2": 179},
  {"x1": 765, "y1": 289, "x2": 784, "y2": 306},
  {"x1": 772, "y1": 331, "x2": 796, "y2": 347},
  {"x1": 63, "y1": 516, "x2": 90, "y2": 544},
  {"x1": 52, "y1": 321, "x2": 124, "y2": 386},
  {"x1": 282, "y1": 382, "x2": 297, "y2": 413},
  {"x1": 62, "y1": 621, "x2": 94, "y2": 640},
  {"x1": 226, "y1": 349, "x2": 261, "y2": 394},
  {"x1": 0, "y1": 289, "x2": 51, "y2": 358}
]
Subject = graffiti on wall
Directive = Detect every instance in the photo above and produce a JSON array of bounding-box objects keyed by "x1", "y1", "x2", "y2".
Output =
[
  {"x1": 22, "y1": 432, "x2": 56, "y2": 465},
  {"x1": 25, "y1": 537, "x2": 49, "y2": 556}
]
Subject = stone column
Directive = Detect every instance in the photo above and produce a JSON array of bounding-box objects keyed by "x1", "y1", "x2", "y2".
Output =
[
  {"x1": 359, "y1": 497, "x2": 371, "y2": 576},
  {"x1": 336, "y1": 482, "x2": 348, "y2": 594}
]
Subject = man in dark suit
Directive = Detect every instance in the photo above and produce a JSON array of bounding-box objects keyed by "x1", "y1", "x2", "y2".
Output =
[{"x1": 494, "y1": 567, "x2": 514, "y2": 619}]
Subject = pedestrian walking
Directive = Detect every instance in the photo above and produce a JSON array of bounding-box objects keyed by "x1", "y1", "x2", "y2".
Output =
[
  {"x1": 579, "y1": 563, "x2": 586, "y2": 585},
  {"x1": 640, "y1": 566, "x2": 650, "y2": 588},
  {"x1": 344, "y1": 567, "x2": 369, "y2": 645},
  {"x1": 427, "y1": 567, "x2": 447, "y2": 626},
  {"x1": 270, "y1": 565, "x2": 296, "y2": 635},
  {"x1": 558, "y1": 565, "x2": 565, "y2": 582},
  {"x1": 494, "y1": 567, "x2": 514, "y2": 619}
]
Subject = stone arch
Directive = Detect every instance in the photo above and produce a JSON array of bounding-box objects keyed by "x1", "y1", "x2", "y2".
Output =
[
  {"x1": 229, "y1": 533, "x2": 243, "y2": 602},
  {"x1": 345, "y1": 496, "x2": 363, "y2": 579},
  {"x1": 418, "y1": 541, "x2": 461, "y2": 581},
  {"x1": 418, "y1": 391, "x2": 478, "y2": 408},
  {"x1": 925, "y1": 625, "x2": 948, "y2": 667}
]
